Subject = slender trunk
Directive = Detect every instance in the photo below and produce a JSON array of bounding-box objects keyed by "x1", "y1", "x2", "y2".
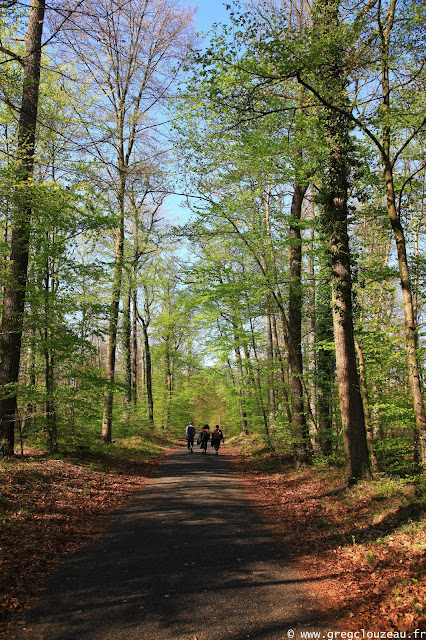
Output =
[
  {"x1": 141, "y1": 318, "x2": 153, "y2": 424},
  {"x1": 264, "y1": 306, "x2": 275, "y2": 428},
  {"x1": 315, "y1": 240, "x2": 335, "y2": 456},
  {"x1": 355, "y1": 338, "x2": 379, "y2": 475},
  {"x1": 385, "y1": 167, "x2": 426, "y2": 464},
  {"x1": 379, "y1": 1, "x2": 426, "y2": 466},
  {"x1": 234, "y1": 343, "x2": 249, "y2": 434},
  {"x1": 288, "y1": 183, "x2": 310, "y2": 462},
  {"x1": 122, "y1": 284, "x2": 132, "y2": 406},
  {"x1": 316, "y1": 287, "x2": 335, "y2": 456},
  {"x1": 131, "y1": 288, "x2": 138, "y2": 405},
  {"x1": 0, "y1": 0, "x2": 46, "y2": 456},
  {"x1": 44, "y1": 247, "x2": 57, "y2": 453},
  {"x1": 102, "y1": 177, "x2": 125, "y2": 443},
  {"x1": 164, "y1": 338, "x2": 173, "y2": 430},
  {"x1": 248, "y1": 317, "x2": 271, "y2": 447},
  {"x1": 271, "y1": 315, "x2": 292, "y2": 424},
  {"x1": 264, "y1": 182, "x2": 310, "y2": 458},
  {"x1": 21, "y1": 329, "x2": 36, "y2": 437},
  {"x1": 308, "y1": 220, "x2": 317, "y2": 421}
]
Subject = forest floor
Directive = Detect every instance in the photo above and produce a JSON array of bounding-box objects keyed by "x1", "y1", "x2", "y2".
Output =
[
  {"x1": 0, "y1": 436, "x2": 425, "y2": 636},
  {"x1": 0, "y1": 435, "x2": 176, "y2": 638},
  {"x1": 227, "y1": 439, "x2": 426, "y2": 632}
]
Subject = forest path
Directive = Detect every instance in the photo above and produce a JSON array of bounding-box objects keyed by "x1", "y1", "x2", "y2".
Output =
[{"x1": 18, "y1": 445, "x2": 326, "y2": 640}]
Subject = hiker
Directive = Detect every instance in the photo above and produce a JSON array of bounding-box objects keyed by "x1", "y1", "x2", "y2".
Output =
[
  {"x1": 185, "y1": 421, "x2": 195, "y2": 453},
  {"x1": 200, "y1": 424, "x2": 210, "y2": 454},
  {"x1": 211, "y1": 425, "x2": 224, "y2": 454}
]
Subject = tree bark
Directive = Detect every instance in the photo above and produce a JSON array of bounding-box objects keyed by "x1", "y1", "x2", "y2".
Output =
[
  {"x1": 378, "y1": 0, "x2": 426, "y2": 468},
  {"x1": 140, "y1": 317, "x2": 154, "y2": 424},
  {"x1": 264, "y1": 306, "x2": 276, "y2": 428},
  {"x1": 288, "y1": 182, "x2": 311, "y2": 462},
  {"x1": 234, "y1": 343, "x2": 249, "y2": 434},
  {"x1": 122, "y1": 283, "x2": 132, "y2": 406},
  {"x1": 131, "y1": 288, "x2": 138, "y2": 405},
  {"x1": 102, "y1": 177, "x2": 125, "y2": 442},
  {"x1": 355, "y1": 338, "x2": 379, "y2": 475},
  {"x1": 315, "y1": 281, "x2": 335, "y2": 456},
  {"x1": 314, "y1": 0, "x2": 371, "y2": 483},
  {"x1": 0, "y1": 0, "x2": 45, "y2": 456}
]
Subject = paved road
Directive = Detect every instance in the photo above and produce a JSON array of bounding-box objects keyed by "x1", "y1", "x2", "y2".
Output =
[{"x1": 18, "y1": 446, "x2": 325, "y2": 640}]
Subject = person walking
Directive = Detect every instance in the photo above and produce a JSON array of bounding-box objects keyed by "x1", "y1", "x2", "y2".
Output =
[
  {"x1": 211, "y1": 425, "x2": 224, "y2": 454},
  {"x1": 185, "y1": 421, "x2": 195, "y2": 453},
  {"x1": 200, "y1": 424, "x2": 210, "y2": 454}
]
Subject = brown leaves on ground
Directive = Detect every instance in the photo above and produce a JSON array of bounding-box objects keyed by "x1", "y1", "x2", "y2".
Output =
[
  {"x1": 0, "y1": 445, "x2": 173, "y2": 638},
  {"x1": 227, "y1": 449, "x2": 426, "y2": 633},
  {"x1": 1, "y1": 443, "x2": 425, "y2": 636}
]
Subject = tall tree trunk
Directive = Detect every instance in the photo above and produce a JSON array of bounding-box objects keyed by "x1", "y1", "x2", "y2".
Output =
[
  {"x1": 44, "y1": 245, "x2": 57, "y2": 453},
  {"x1": 164, "y1": 338, "x2": 173, "y2": 430},
  {"x1": 141, "y1": 317, "x2": 153, "y2": 424},
  {"x1": 21, "y1": 324, "x2": 37, "y2": 438},
  {"x1": 315, "y1": 281, "x2": 335, "y2": 456},
  {"x1": 235, "y1": 344, "x2": 249, "y2": 434},
  {"x1": 102, "y1": 176, "x2": 125, "y2": 443},
  {"x1": 380, "y1": 8, "x2": 426, "y2": 465},
  {"x1": 308, "y1": 219, "x2": 317, "y2": 420},
  {"x1": 232, "y1": 326, "x2": 249, "y2": 434},
  {"x1": 288, "y1": 182, "x2": 311, "y2": 462},
  {"x1": 355, "y1": 338, "x2": 379, "y2": 475},
  {"x1": 248, "y1": 317, "x2": 272, "y2": 447},
  {"x1": 0, "y1": 0, "x2": 45, "y2": 456},
  {"x1": 314, "y1": 0, "x2": 371, "y2": 483},
  {"x1": 271, "y1": 315, "x2": 292, "y2": 424},
  {"x1": 264, "y1": 306, "x2": 276, "y2": 428},
  {"x1": 122, "y1": 283, "x2": 132, "y2": 406},
  {"x1": 131, "y1": 288, "x2": 138, "y2": 405}
]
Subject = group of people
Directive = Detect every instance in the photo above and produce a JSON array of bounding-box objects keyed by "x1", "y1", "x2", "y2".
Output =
[{"x1": 185, "y1": 422, "x2": 224, "y2": 455}]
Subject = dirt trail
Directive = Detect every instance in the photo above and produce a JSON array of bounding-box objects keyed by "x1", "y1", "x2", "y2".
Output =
[{"x1": 15, "y1": 446, "x2": 327, "y2": 640}]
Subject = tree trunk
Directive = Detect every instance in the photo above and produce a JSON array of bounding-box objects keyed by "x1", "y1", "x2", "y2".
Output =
[
  {"x1": 264, "y1": 307, "x2": 276, "y2": 428},
  {"x1": 131, "y1": 288, "x2": 138, "y2": 405},
  {"x1": 308, "y1": 221, "x2": 317, "y2": 422},
  {"x1": 379, "y1": 1, "x2": 426, "y2": 468},
  {"x1": 44, "y1": 247, "x2": 57, "y2": 453},
  {"x1": 314, "y1": 0, "x2": 371, "y2": 483},
  {"x1": 102, "y1": 178, "x2": 125, "y2": 443},
  {"x1": 164, "y1": 339, "x2": 173, "y2": 430},
  {"x1": 122, "y1": 284, "x2": 132, "y2": 406},
  {"x1": 288, "y1": 182, "x2": 311, "y2": 462},
  {"x1": 0, "y1": 0, "x2": 45, "y2": 456},
  {"x1": 141, "y1": 317, "x2": 154, "y2": 424},
  {"x1": 271, "y1": 315, "x2": 292, "y2": 424},
  {"x1": 234, "y1": 338, "x2": 249, "y2": 434},
  {"x1": 355, "y1": 338, "x2": 379, "y2": 475},
  {"x1": 248, "y1": 317, "x2": 271, "y2": 447}
]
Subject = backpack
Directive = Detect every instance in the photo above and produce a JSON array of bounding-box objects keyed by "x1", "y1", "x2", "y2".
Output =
[{"x1": 186, "y1": 425, "x2": 195, "y2": 439}]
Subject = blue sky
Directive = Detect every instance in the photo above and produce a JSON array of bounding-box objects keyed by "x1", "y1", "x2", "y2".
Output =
[
  {"x1": 163, "y1": 2, "x2": 233, "y2": 225},
  {"x1": 193, "y1": 1, "x2": 231, "y2": 33}
]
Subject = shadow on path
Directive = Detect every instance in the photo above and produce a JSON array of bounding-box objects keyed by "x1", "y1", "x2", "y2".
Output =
[{"x1": 17, "y1": 447, "x2": 331, "y2": 640}]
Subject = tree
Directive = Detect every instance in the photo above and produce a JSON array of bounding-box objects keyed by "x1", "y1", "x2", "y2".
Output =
[
  {"x1": 0, "y1": 0, "x2": 46, "y2": 456},
  {"x1": 308, "y1": 0, "x2": 371, "y2": 482},
  {"x1": 60, "y1": 0, "x2": 194, "y2": 442}
]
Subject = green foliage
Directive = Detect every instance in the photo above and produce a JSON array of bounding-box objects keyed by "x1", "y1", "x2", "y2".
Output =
[{"x1": 375, "y1": 437, "x2": 419, "y2": 478}]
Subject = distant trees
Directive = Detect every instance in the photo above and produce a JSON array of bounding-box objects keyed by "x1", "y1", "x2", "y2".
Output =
[
  {"x1": 173, "y1": 0, "x2": 425, "y2": 482},
  {"x1": 59, "y1": 0, "x2": 194, "y2": 442},
  {"x1": 0, "y1": 0, "x2": 424, "y2": 486},
  {"x1": 0, "y1": 0, "x2": 196, "y2": 454}
]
